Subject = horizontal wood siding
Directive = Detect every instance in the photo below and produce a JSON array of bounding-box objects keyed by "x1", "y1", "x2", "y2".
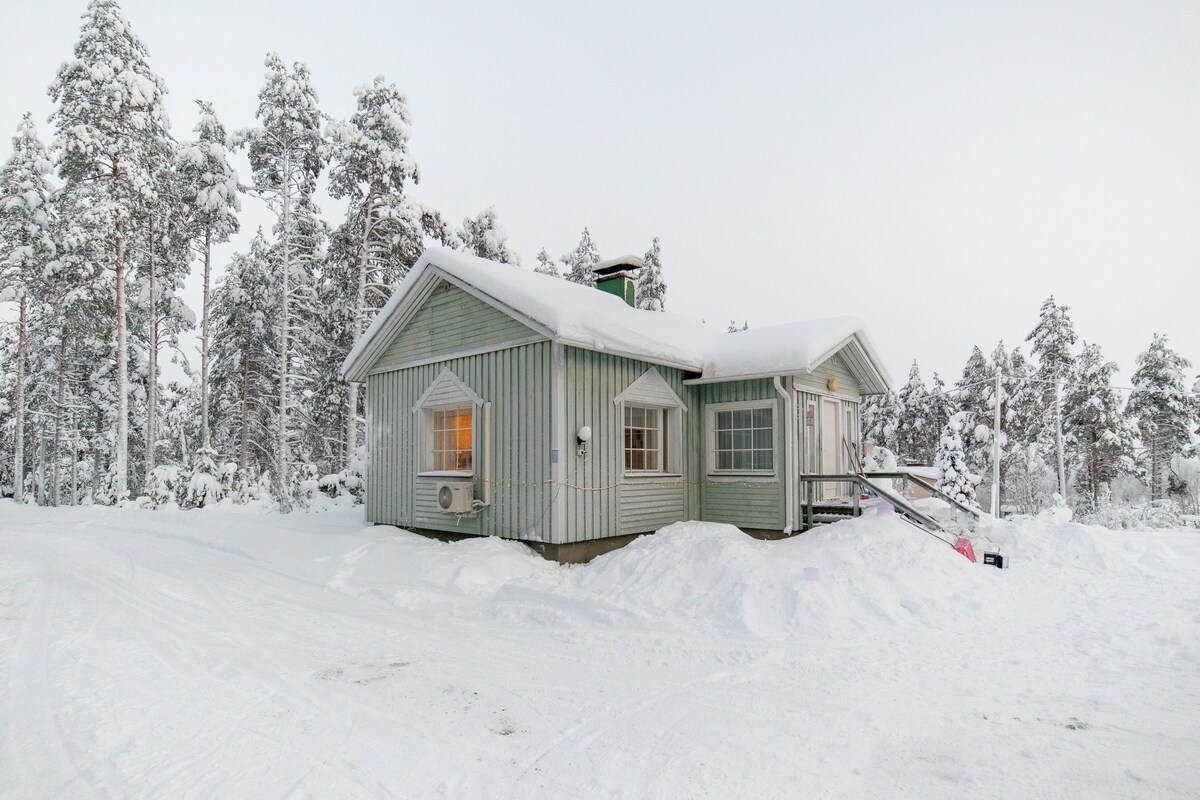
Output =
[
  {"x1": 371, "y1": 280, "x2": 535, "y2": 373},
  {"x1": 562, "y1": 348, "x2": 690, "y2": 543},
  {"x1": 794, "y1": 353, "x2": 860, "y2": 396},
  {"x1": 364, "y1": 341, "x2": 553, "y2": 541},
  {"x1": 620, "y1": 481, "x2": 687, "y2": 535},
  {"x1": 693, "y1": 379, "x2": 787, "y2": 531}
]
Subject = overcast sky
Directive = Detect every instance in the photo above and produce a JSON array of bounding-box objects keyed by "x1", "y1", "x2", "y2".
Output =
[{"x1": 2, "y1": 0, "x2": 1198, "y2": 390}]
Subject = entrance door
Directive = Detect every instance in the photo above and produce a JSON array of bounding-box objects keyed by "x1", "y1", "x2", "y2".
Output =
[{"x1": 820, "y1": 398, "x2": 842, "y2": 499}]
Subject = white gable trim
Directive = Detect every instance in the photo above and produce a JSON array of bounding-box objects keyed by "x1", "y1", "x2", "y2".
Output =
[
  {"x1": 613, "y1": 367, "x2": 688, "y2": 412},
  {"x1": 412, "y1": 368, "x2": 484, "y2": 413}
]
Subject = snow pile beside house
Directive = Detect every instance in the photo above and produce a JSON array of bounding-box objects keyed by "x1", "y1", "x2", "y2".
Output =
[{"x1": 524, "y1": 518, "x2": 987, "y2": 637}]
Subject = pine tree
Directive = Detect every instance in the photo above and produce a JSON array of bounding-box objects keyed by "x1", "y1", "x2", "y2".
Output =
[
  {"x1": 956, "y1": 345, "x2": 993, "y2": 472},
  {"x1": 861, "y1": 390, "x2": 901, "y2": 456},
  {"x1": 177, "y1": 100, "x2": 240, "y2": 453},
  {"x1": 534, "y1": 247, "x2": 559, "y2": 277},
  {"x1": 328, "y1": 74, "x2": 426, "y2": 463},
  {"x1": 1026, "y1": 296, "x2": 1078, "y2": 495},
  {"x1": 0, "y1": 114, "x2": 56, "y2": 503},
  {"x1": 49, "y1": 0, "x2": 173, "y2": 500},
  {"x1": 636, "y1": 237, "x2": 666, "y2": 311},
  {"x1": 935, "y1": 412, "x2": 977, "y2": 508},
  {"x1": 1064, "y1": 342, "x2": 1137, "y2": 511},
  {"x1": 561, "y1": 227, "x2": 599, "y2": 285},
  {"x1": 926, "y1": 371, "x2": 951, "y2": 458},
  {"x1": 535, "y1": 248, "x2": 556, "y2": 277},
  {"x1": 896, "y1": 361, "x2": 931, "y2": 464},
  {"x1": 459, "y1": 207, "x2": 518, "y2": 264},
  {"x1": 1127, "y1": 334, "x2": 1195, "y2": 500},
  {"x1": 209, "y1": 231, "x2": 277, "y2": 476},
  {"x1": 235, "y1": 53, "x2": 327, "y2": 510}
]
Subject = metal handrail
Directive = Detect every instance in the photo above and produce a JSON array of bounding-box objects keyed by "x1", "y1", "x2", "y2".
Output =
[
  {"x1": 797, "y1": 472, "x2": 947, "y2": 537},
  {"x1": 862, "y1": 471, "x2": 985, "y2": 521}
]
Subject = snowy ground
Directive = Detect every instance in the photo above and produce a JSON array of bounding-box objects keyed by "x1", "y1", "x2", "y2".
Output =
[{"x1": 1, "y1": 502, "x2": 1198, "y2": 799}]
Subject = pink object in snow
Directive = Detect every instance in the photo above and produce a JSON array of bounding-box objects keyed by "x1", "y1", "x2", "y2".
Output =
[{"x1": 954, "y1": 537, "x2": 977, "y2": 563}]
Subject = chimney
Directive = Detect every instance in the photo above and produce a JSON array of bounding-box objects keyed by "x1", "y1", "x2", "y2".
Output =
[{"x1": 592, "y1": 255, "x2": 643, "y2": 307}]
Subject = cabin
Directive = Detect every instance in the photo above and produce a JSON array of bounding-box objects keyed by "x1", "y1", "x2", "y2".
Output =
[{"x1": 340, "y1": 248, "x2": 893, "y2": 562}]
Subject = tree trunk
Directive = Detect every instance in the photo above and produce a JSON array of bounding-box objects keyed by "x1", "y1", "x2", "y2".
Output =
[
  {"x1": 200, "y1": 228, "x2": 212, "y2": 451},
  {"x1": 115, "y1": 214, "x2": 128, "y2": 503},
  {"x1": 238, "y1": 353, "x2": 250, "y2": 472},
  {"x1": 146, "y1": 214, "x2": 158, "y2": 479},
  {"x1": 52, "y1": 331, "x2": 67, "y2": 506},
  {"x1": 13, "y1": 294, "x2": 27, "y2": 502},
  {"x1": 276, "y1": 152, "x2": 293, "y2": 512},
  {"x1": 345, "y1": 193, "x2": 377, "y2": 465}
]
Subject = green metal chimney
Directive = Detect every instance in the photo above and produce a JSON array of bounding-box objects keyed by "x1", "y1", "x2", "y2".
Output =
[{"x1": 592, "y1": 255, "x2": 643, "y2": 307}]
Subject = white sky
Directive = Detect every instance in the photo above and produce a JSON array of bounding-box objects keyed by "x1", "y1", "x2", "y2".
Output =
[{"x1": 2, "y1": 0, "x2": 1198, "y2": 389}]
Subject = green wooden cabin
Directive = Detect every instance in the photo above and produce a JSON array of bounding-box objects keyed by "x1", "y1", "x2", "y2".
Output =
[{"x1": 341, "y1": 249, "x2": 892, "y2": 561}]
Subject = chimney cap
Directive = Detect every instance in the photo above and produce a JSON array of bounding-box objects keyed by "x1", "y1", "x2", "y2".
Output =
[{"x1": 592, "y1": 255, "x2": 644, "y2": 278}]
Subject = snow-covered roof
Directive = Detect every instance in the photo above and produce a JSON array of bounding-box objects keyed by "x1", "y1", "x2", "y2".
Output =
[{"x1": 340, "y1": 248, "x2": 892, "y2": 392}]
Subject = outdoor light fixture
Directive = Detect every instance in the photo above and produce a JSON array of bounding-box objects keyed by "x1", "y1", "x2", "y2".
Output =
[{"x1": 577, "y1": 425, "x2": 592, "y2": 456}]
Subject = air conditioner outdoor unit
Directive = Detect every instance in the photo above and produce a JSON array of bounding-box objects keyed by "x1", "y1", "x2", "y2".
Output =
[{"x1": 436, "y1": 481, "x2": 474, "y2": 513}]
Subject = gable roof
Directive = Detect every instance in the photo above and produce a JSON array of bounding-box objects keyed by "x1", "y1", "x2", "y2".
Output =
[{"x1": 340, "y1": 248, "x2": 892, "y2": 392}]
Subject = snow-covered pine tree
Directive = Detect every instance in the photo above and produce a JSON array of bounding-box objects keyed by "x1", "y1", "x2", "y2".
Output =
[
  {"x1": 955, "y1": 345, "x2": 993, "y2": 472},
  {"x1": 861, "y1": 390, "x2": 901, "y2": 455},
  {"x1": 177, "y1": 100, "x2": 240, "y2": 453},
  {"x1": 561, "y1": 227, "x2": 600, "y2": 285},
  {"x1": 1064, "y1": 342, "x2": 1137, "y2": 512},
  {"x1": 1026, "y1": 296, "x2": 1078, "y2": 494},
  {"x1": 926, "y1": 371, "x2": 951, "y2": 458},
  {"x1": 235, "y1": 53, "x2": 327, "y2": 511},
  {"x1": 209, "y1": 230, "x2": 278, "y2": 478},
  {"x1": 1127, "y1": 334, "x2": 1196, "y2": 500},
  {"x1": 636, "y1": 237, "x2": 666, "y2": 311},
  {"x1": 0, "y1": 114, "x2": 56, "y2": 503},
  {"x1": 896, "y1": 361, "x2": 931, "y2": 464},
  {"x1": 327, "y1": 74, "x2": 427, "y2": 463},
  {"x1": 935, "y1": 412, "x2": 977, "y2": 508},
  {"x1": 534, "y1": 248, "x2": 559, "y2": 277},
  {"x1": 459, "y1": 207, "x2": 518, "y2": 264},
  {"x1": 49, "y1": 0, "x2": 173, "y2": 501}
]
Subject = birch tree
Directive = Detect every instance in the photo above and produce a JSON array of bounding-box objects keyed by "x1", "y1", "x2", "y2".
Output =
[
  {"x1": 235, "y1": 53, "x2": 326, "y2": 510},
  {"x1": 49, "y1": 0, "x2": 173, "y2": 500}
]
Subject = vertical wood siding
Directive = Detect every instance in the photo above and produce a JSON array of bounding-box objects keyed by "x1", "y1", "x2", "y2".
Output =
[
  {"x1": 561, "y1": 348, "x2": 690, "y2": 543},
  {"x1": 793, "y1": 353, "x2": 860, "y2": 396},
  {"x1": 691, "y1": 379, "x2": 787, "y2": 530},
  {"x1": 365, "y1": 341, "x2": 553, "y2": 541},
  {"x1": 370, "y1": 280, "x2": 534, "y2": 373}
]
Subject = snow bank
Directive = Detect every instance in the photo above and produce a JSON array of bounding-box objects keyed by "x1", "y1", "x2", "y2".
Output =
[{"x1": 328, "y1": 527, "x2": 554, "y2": 606}]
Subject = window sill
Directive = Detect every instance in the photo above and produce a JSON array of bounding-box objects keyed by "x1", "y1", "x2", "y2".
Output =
[
  {"x1": 707, "y1": 473, "x2": 778, "y2": 483},
  {"x1": 622, "y1": 473, "x2": 684, "y2": 481},
  {"x1": 417, "y1": 471, "x2": 475, "y2": 479}
]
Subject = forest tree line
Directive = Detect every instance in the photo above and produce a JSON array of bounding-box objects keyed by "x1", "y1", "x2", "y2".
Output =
[{"x1": 0, "y1": 0, "x2": 668, "y2": 509}]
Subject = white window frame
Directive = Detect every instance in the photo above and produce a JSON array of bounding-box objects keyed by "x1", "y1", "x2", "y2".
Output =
[
  {"x1": 614, "y1": 368, "x2": 686, "y2": 478},
  {"x1": 413, "y1": 369, "x2": 484, "y2": 478},
  {"x1": 706, "y1": 399, "x2": 778, "y2": 478}
]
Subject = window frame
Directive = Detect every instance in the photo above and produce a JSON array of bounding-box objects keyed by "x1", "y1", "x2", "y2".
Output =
[
  {"x1": 413, "y1": 369, "x2": 483, "y2": 478},
  {"x1": 706, "y1": 399, "x2": 778, "y2": 478},
  {"x1": 614, "y1": 368, "x2": 687, "y2": 479},
  {"x1": 623, "y1": 403, "x2": 669, "y2": 475}
]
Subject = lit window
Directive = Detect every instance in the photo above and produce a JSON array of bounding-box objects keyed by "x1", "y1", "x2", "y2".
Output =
[
  {"x1": 624, "y1": 404, "x2": 665, "y2": 473},
  {"x1": 431, "y1": 407, "x2": 473, "y2": 471},
  {"x1": 711, "y1": 404, "x2": 774, "y2": 474}
]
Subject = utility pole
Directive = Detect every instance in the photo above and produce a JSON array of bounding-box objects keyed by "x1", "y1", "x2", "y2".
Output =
[{"x1": 991, "y1": 368, "x2": 1002, "y2": 517}]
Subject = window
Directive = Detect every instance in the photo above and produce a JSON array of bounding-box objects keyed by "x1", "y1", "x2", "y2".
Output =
[
  {"x1": 624, "y1": 405, "x2": 666, "y2": 472},
  {"x1": 614, "y1": 368, "x2": 687, "y2": 477},
  {"x1": 414, "y1": 368, "x2": 483, "y2": 475},
  {"x1": 431, "y1": 407, "x2": 473, "y2": 471},
  {"x1": 709, "y1": 402, "x2": 775, "y2": 475}
]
